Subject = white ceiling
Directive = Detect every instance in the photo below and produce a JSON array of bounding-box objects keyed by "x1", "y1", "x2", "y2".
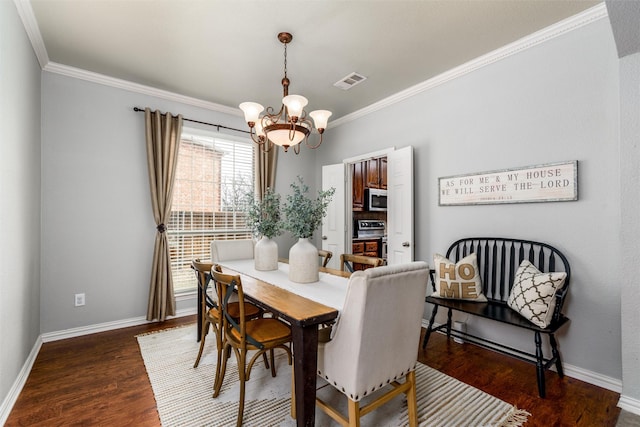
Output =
[{"x1": 28, "y1": 0, "x2": 602, "y2": 123}]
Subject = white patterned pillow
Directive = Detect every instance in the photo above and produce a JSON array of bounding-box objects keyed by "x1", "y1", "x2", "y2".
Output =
[
  {"x1": 432, "y1": 253, "x2": 487, "y2": 302},
  {"x1": 507, "y1": 260, "x2": 567, "y2": 328}
]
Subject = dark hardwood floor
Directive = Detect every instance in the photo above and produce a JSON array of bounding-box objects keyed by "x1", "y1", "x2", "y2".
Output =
[{"x1": 6, "y1": 315, "x2": 621, "y2": 426}]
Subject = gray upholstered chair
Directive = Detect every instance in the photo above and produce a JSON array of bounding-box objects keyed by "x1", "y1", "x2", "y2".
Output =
[
  {"x1": 293, "y1": 261, "x2": 428, "y2": 427},
  {"x1": 211, "y1": 239, "x2": 255, "y2": 262}
]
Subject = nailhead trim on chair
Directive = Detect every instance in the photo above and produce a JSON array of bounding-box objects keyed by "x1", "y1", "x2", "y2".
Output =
[{"x1": 318, "y1": 363, "x2": 417, "y2": 401}]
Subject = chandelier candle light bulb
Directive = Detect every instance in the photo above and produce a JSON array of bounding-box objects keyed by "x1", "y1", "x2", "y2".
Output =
[{"x1": 240, "y1": 32, "x2": 331, "y2": 154}]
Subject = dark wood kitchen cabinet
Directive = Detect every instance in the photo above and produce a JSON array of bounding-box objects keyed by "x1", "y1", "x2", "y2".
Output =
[
  {"x1": 365, "y1": 157, "x2": 387, "y2": 189},
  {"x1": 352, "y1": 161, "x2": 365, "y2": 211},
  {"x1": 352, "y1": 239, "x2": 380, "y2": 270},
  {"x1": 353, "y1": 240, "x2": 379, "y2": 256}
]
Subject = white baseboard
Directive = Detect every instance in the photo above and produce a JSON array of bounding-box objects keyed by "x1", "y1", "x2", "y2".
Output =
[
  {"x1": 0, "y1": 307, "x2": 196, "y2": 424},
  {"x1": 618, "y1": 395, "x2": 640, "y2": 416},
  {"x1": 0, "y1": 336, "x2": 42, "y2": 426},
  {"x1": 420, "y1": 320, "x2": 623, "y2": 393},
  {"x1": 563, "y1": 362, "x2": 622, "y2": 393},
  {"x1": 40, "y1": 307, "x2": 196, "y2": 342}
]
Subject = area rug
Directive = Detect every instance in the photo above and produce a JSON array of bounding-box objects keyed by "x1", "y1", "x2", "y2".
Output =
[{"x1": 137, "y1": 324, "x2": 529, "y2": 427}]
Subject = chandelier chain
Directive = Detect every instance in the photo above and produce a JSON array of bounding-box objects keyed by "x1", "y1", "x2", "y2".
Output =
[{"x1": 283, "y1": 42, "x2": 288, "y2": 79}]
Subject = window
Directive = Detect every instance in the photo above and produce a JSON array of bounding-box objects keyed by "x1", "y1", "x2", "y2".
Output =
[{"x1": 168, "y1": 128, "x2": 254, "y2": 293}]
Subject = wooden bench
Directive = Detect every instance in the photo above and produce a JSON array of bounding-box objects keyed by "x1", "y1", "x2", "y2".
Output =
[{"x1": 422, "y1": 237, "x2": 571, "y2": 397}]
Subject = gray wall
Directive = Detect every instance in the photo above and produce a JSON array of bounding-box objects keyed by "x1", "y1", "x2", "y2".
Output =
[
  {"x1": 608, "y1": 0, "x2": 640, "y2": 406},
  {"x1": 39, "y1": 73, "x2": 313, "y2": 333},
  {"x1": 620, "y1": 49, "x2": 640, "y2": 407},
  {"x1": 317, "y1": 18, "x2": 622, "y2": 380},
  {"x1": 0, "y1": 0, "x2": 42, "y2": 407}
]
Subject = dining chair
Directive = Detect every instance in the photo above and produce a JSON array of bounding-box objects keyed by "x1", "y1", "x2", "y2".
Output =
[
  {"x1": 191, "y1": 262, "x2": 262, "y2": 395},
  {"x1": 212, "y1": 267, "x2": 293, "y2": 427},
  {"x1": 292, "y1": 261, "x2": 428, "y2": 427},
  {"x1": 211, "y1": 239, "x2": 255, "y2": 262},
  {"x1": 339, "y1": 253, "x2": 384, "y2": 273},
  {"x1": 318, "y1": 249, "x2": 333, "y2": 267}
]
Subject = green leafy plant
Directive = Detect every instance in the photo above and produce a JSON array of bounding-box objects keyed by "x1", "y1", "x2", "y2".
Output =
[
  {"x1": 283, "y1": 176, "x2": 335, "y2": 239},
  {"x1": 245, "y1": 188, "x2": 283, "y2": 239}
]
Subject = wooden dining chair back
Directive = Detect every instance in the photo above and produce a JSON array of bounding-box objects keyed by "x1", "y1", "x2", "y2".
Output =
[
  {"x1": 318, "y1": 249, "x2": 333, "y2": 268},
  {"x1": 339, "y1": 253, "x2": 384, "y2": 273},
  {"x1": 212, "y1": 267, "x2": 293, "y2": 427},
  {"x1": 300, "y1": 261, "x2": 428, "y2": 427}
]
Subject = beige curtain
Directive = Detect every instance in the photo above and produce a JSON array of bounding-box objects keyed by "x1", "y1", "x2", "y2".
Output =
[
  {"x1": 144, "y1": 108, "x2": 183, "y2": 321},
  {"x1": 255, "y1": 144, "x2": 278, "y2": 199}
]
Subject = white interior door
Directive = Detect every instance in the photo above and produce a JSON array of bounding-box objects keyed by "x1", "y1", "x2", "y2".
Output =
[
  {"x1": 387, "y1": 146, "x2": 414, "y2": 264},
  {"x1": 322, "y1": 163, "x2": 345, "y2": 270}
]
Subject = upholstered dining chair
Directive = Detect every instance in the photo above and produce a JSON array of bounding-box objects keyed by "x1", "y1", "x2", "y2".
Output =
[
  {"x1": 293, "y1": 261, "x2": 428, "y2": 427},
  {"x1": 212, "y1": 267, "x2": 293, "y2": 427},
  {"x1": 339, "y1": 253, "x2": 384, "y2": 273},
  {"x1": 191, "y1": 262, "x2": 262, "y2": 394},
  {"x1": 211, "y1": 239, "x2": 254, "y2": 262},
  {"x1": 318, "y1": 249, "x2": 333, "y2": 268}
]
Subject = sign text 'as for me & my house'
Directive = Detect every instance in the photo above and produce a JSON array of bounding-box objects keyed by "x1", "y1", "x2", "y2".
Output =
[{"x1": 439, "y1": 161, "x2": 578, "y2": 206}]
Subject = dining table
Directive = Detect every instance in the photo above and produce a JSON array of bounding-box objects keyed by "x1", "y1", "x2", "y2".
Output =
[{"x1": 204, "y1": 259, "x2": 351, "y2": 427}]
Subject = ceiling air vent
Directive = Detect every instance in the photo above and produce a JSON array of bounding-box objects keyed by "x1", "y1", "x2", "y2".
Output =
[{"x1": 333, "y1": 72, "x2": 367, "y2": 90}]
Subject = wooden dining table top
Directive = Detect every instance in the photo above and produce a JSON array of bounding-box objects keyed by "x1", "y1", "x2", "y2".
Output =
[{"x1": 218, "y1": 259, "x2": 350, "y2": 327}]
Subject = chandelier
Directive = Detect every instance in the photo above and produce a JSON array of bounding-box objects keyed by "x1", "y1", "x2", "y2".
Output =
[{"x1": 239, "y1": 32, "x2": 331, "y2": 154}]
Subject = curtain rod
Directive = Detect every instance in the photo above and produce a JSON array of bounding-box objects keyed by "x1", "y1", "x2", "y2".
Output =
[{"x1": 133, "y1": 107, "x2": 250, "y2": 135}]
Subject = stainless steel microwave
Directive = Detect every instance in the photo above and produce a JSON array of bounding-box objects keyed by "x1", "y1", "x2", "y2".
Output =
[{"x1": 366, "y1": 188, "x2": 388, "y2": 211}]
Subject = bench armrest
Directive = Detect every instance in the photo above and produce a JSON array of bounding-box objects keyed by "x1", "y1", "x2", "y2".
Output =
[
  {"x1": 552, "y1": 283, "x2": 570, "y2": 322},
  {"x1": 427, "y1": 269, "x2": 437, "y2": 292}
]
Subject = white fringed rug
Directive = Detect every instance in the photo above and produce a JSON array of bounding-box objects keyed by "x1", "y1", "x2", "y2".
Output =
[{"x1": 137, "y1": 324, "x2": 529, "y2": 427}]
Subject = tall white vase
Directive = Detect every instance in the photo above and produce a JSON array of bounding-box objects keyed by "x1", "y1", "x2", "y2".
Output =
[
  {"x1": 288, "y1": 237, "x2": 319, "y2": 283},
  {"x1": 254, "y1": 237, "x2": 278, "y2": 271}
]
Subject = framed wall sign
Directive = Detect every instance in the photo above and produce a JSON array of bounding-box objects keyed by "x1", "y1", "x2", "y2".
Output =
[{"x1": 438, "y1": 161, "x2": 578, "y2": 206}]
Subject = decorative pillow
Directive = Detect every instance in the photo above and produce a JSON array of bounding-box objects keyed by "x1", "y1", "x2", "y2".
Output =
[
  {"x1": 507, "y1": 260, "x2": 567, "y2": 328},
  {"x1": 432, "y1": 253, "x2": 487, "y2": 302}
]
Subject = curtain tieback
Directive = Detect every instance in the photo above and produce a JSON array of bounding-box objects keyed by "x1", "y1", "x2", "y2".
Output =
[{"x1": 157, "y1": 223, "x2": 166, "y2": 233}]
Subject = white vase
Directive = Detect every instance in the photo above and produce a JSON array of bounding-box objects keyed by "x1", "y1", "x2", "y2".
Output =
[
  {"x1": 288, "y1": 237, "x2": 319, "y2": 283},
  {"x1": 254, "y1": 237, "x2": 278, "y2": 271}
]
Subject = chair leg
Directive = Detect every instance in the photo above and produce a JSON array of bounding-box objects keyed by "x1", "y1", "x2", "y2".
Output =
[
  {"x1": 422, "y1": 305, "x2": 439, "y2": 349},
  {"x1": 262, "y1": 352, "x2": 270, "y2": 370},
  {"x1": 406, "y1": 371, "x2": 418, "y2": 427},
  {"x1": 270, "y1": 348, "x2": 277, "y2": 377},
  {"x1": 213, "y1": 343, "x2": 230, "y2": 398},
  {"x1": 193, "y1": 320, "x2": 210, "y2": 368},
  {"x1": 290, "y1": 364, "x2": 296, "y2": 419},
  {"x1": 347, "y1": 399, "x2": 361, "y2": 427},
  {"x1": 534, "y1": 331, "x2": 546, "y2": 398},
  {"x1": 445, "y1": 308, "x2": 453, "y2": 338},
  {"x1": 549, "y1": 333, "x2": 564, "y2": 378},
  {"x1": 236, "y1": 350, "x2": 247, "y2": 427},
  {"x1": 212, "y1": 327, "x2": 224, "y2": 393}
]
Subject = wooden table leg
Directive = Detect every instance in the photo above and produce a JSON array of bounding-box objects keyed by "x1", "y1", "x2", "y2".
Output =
[{"x1": 292, "y1": 324, "x2": 319, "y2": 427}]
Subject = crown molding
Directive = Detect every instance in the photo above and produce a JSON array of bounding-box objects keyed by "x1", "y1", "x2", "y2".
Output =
[
  {"x1": 13, "y1": 0, "x2": 49, "y2": 68},
  {"x1": 16, "y1": 1, "x2": 607, "y2": 124},
  {"x1": 43, "y1": 62, "x2": 241, "y2": 116},
  {"x1": 331, "y1": 3, "x2": 609, "y2": 128},
  {"x1": 13, "y1": 0, "x2": 239, "y2": 116}
]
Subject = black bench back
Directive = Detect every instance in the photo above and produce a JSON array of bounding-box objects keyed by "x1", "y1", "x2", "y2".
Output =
[{"x1": 446, "y1": 237, "x2": 571, "y2": 319}]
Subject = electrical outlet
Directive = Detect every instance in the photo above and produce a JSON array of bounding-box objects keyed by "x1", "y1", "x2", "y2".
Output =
[{"x1": 75, "y1": 293, "x2": 85, "y2": 307}]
